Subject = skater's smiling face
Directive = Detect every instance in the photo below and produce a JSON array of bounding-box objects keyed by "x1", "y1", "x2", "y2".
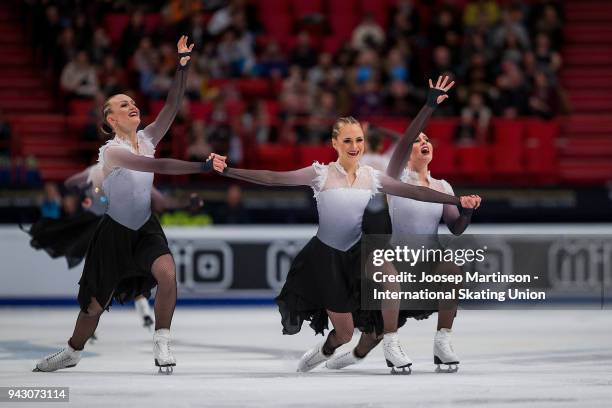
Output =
[
  {"x1": 409, "y1": 133, "x2": 433, "y2": 165},
  {"x1": 332, "y1": 119, "x2": 365, "y2": 165},
  {"x1": 103, "y1": 94, "x2": 141, "y2": 134}
]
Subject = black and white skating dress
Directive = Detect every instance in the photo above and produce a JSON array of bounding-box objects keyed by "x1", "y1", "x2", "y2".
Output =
[
  {"x1": 78, "y1": 133, "x2": 171, "y2": 312},
  {"x1": 221, "y1": 160, "x2": 461, "y2": 336}
]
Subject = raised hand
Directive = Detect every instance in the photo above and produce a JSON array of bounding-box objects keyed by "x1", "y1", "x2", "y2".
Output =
[
  {"x1": 459, "y1": 195, "x2": 481, "y2": 209},
  {"x1": 427, "y1": 75, "x2": 455, "y2": 106},
  {"x1": 208, "y1": 153, "x2": 227, "y2": 173},
  {"x1": 177, "y1": 35, "x2": 194, "y2": 67}
]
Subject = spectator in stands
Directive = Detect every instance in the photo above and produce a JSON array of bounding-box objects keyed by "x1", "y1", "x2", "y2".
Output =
[
  {"x1": 532, "y1": 3, "x2": 564, "y2": 50},
  {"x1": 186, "y1": 120, "x2": 212, "y2": 161},
  {"x1": 289, "y1": 31, "x2": 318, "y2": 70},
  {"x1": 491, "y1": 61, "x2": 530, "y2": 117},
  {"x1": 82, "y1": 93, "x2": 107, "y2": 142},
  {"x1": 90, "y1": 26, "x2": 111, "y2": 65},
  {"x1": 214, "y1": 184, "x2": 249, "y2": 224},
  {"x1": 0, "y1": 155, "x2": 10, "y2": 186},
  {"x1": 60, "y1": 51, "x2": 99, "y2": 99},
  {"x1": 351, "y1": 78, "x2": 384, "y2": 117},
  {"x1": 352, "y1": 13, "x2": 386, "y2": 51},
  {"x1": 455, "y1": 92, "x2": 492, "y2": 145},
  {"x1": 254, "y1": 41, "x2": 289, "y2": 79},
  {"x1": 0, "y1": 109, "x2": 11, "y2": 154},
  {"x1": 119, "y1": 10, "x2": 147, "y2": 64},
  {"x1": 429, "y1": 6, "x2": 461, "y2": 54},
  {"x1": 217, "y1": 28, "x2": 255, "y2": 77},
  {"x1": 492, "y1": 5, "x2": 530, "y2": 51},
  {"x1": 73, "y1": 12, "x2": 93, "y2": 51},
  {"x1": 498, "y1": 32, "x2": 528, "y2": 67},
  {"x1": 134, "y1": 37, "x2": 159, "y2": 96},
  {"x1": 98, "y1": 55, "x2": 126, "y2": 96},
  {"x1": 40, "y1": 182, "x2": 62, "y2": 219},
  {"x1": 308, "y1": 91, "x2": 337, "y2": 143},
  {"x1": 241, "y1": 101, "x2": 271, "y2": 144},
  {"x1": 532, "y1": 33, "x2": 562, "y2": 82},
  {"x1": 529, "y1": 70, "x2": 561, "y2": 119},
  {"x1": 307, "y1": 52, "x2": 342, "y2": 91},
  {"x1": 387, "y1": 0, "x2": 419, "y2": 43},
  {"x1": 54, "y1": 27, "x2": 78, "y2": 75},
  {"x1": 463, "y1": 0, "x2": 501, "y2": 30},
  {"x1": 39, "y1": 5, "x2": 62, "y2": 68}
]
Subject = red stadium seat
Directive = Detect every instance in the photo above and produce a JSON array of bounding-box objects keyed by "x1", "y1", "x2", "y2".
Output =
[
  {"x1": 290, "y1": 0, "x2": 323, "y2": 17},
  {"x1": 69, "y1": 99, "x2": 93, "y2": 116},
  {"x1": 328, "y1": 14, "x2": 359, "y2": 39},
  {"x1": 261, "y1": 14, "x2": 293, "y2": 39},
  {"x1": 104, "y1": 13, "x2": 130, "y2": 44},
  {"x1": 373, "y1": 117, "x2": 409, "y2": 134},
  {"x1": 255, "y1": 144, "x2": 297, "y2": 171},
  {"x1": 298, "y1": 145, "x2": 337, "y2": 168},
  {"x1": 360, "y1": 0, "x2": 388, "y2": 26},
  {"x1": 524, "y1": 119, "x2": 560, "y2": 182},
  {"x1": 143, "y1": 13, "x2": 161, "y2": 33},
  {"x1": 456, "y1": 145, "x2": 491, "y2": 183},
  {"x1": 149, "y1": 100, "x2": 165, "y2": 117},
  {"x1": 425, "y1": 118, "x2": 460, "y2": 145},
  {"x1": 491, "y1": 119, "x2": 526, "y2": 178},
  {"x1": 428, "y1": 143, "x2": 456, "y2": 180},
  {"x1": 239, "y1": 78, "x2": 272, "y2": 99},
  {"x1": 191, "y1": 101, "x2": 214, "y2": 120},
  {"x1": 256, "y1": 0, "x2": 290, "y2": 15}
]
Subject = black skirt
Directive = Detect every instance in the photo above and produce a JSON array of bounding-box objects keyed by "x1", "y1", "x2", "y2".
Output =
[
  {"x1": 276, "y1": 236, "x2": 388, "y2": 336},
  {"x1": 78, "y1": 214, "x2": 171, "y2": 312},
  {"x1": 26, "y1": 211, "x2": 102, "y2": 268}
]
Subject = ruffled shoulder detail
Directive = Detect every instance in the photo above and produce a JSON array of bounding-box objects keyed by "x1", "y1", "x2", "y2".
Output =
[
  {"x1": 311, "y1": 161, "x2": 328, "y2": 199},
  {"x1": 97, "y1": 138, "x2": 131, "y2": 168},
  {"x1": 362, "y1": 165, "x2": 382, "y2": 198},
  {"x1": 137, "y1": 130, "x2": 156, "y2": 157}
]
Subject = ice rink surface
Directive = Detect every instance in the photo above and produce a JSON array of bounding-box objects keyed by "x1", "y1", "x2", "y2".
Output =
[{"x1": 0, "y1": 307, "x2": 611, "y2": 408}]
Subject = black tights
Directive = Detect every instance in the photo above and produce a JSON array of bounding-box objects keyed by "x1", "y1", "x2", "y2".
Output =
[{"x1": 68, "y1": 254, "x2": 177, "y2": 350}]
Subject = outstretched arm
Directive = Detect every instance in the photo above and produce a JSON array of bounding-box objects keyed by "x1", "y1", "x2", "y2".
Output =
[
  {"x1": 443, "y1": 194, "x2": 481, "y2": 235},
  {"x1": 386, "y1": 75, "x2": 455, "y2": 179},
  {"x1": 103, "y1": 147, "x2": 224, "y2": 175},
  {"x1": 142, "y1": 35, "x2": 194, "y2": 146},
  {"x1": 222, "y1": 166, "x2": 317, "y2": 187},
  {"x1": 379, "y1": 173, "x2": 461, "y2": 205}
]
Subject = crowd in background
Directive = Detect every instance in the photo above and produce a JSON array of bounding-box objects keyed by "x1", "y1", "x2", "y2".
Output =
[{"x1": 24, "y1": 0, "x2": 566, "y2": 163}]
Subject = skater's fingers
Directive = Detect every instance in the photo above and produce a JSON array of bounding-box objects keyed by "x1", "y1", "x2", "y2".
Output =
[{"x1": 443, "y1": 80, "x2": 455, "y2": 92}]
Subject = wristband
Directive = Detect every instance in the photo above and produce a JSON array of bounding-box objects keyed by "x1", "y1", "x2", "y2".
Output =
[{"x1": 426, "y1": 88, "x2": 446, "y2": 107}]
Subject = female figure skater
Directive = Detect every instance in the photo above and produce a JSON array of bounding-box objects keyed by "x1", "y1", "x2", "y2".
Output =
[
  {"x1": 25, "y1": 163, "x2": 181, "y2": 330},
  {"x1": 325, "y1": 76, "x2": 481, "y2": 373},
  {"x1": 210, "y1": 76, "x2": 476, "y2": 373},
  {"x1": 34, "y1": 36, "x2": 226, "y2": 374}
]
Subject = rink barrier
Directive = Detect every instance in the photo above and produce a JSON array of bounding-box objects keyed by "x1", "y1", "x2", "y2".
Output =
[{"x1": 0, "y1": 224, "x2": 611, "y2": 306}]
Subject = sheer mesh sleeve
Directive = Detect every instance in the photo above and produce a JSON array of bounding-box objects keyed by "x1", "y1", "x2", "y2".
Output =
[
  {"x1": 440, "y1": 180, "x2": 473, "y2": 235},
  {"x1": 385, "y1": 87, "x2": 447, "y2": 179},
  {"x1": 379, "y1": 173, "x2": 460, "y2": 205},
  {"x1": 64, "y1": 166, "x2": 92, "y2": 189},
  {"x1": 103, "y1": 146, "x2": 210, "y2": 175},
  {"x1": 222, "y1": 166, "x2": 318, "y2": 187},
  {"x1": 142, "y1": 65, "x2": 188, "y2": 146}
]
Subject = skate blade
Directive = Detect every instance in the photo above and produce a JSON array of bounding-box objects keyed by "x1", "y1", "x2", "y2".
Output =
[
  {"x1": 435, "y1": 364, "x2": 459, "y2": 373},
  {"x1": 390, "y1": 366, "x2": 412, "y2": 375},
  {"x1": 155, "y1": 359, "x2": 176, "y2": 375},
  {"x1": 32, "y1": 363, "x2": 76, "y2": 373}
]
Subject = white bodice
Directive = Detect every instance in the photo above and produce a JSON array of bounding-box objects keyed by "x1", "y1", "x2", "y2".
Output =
[
  {"x1": 98, "y1": 131, "x2": 156, "y2": 230},
  {"x1": 388, "y1": 168, "x2": 453, "y2": 245},
  {"x1": 312, "y1": 161, "x2": 381, "y2": 251}
]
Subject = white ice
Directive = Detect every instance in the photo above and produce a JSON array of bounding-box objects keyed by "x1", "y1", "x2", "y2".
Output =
[{"x1": 0, "y1": 307, "x2": 611, "y2": 408}]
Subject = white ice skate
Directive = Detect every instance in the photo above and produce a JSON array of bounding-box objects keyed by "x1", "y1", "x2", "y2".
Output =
[
  {"x1": 434, "y1": 328, "x2": 459, "y2": 373},
  {"x1": 135, "y1": 297, "x2": 154, "y2": 331},
  {"x1": 296, "y1": 341, "x2": 333, "y2": 372},
  {"x1": 33, "y1": 343, "x2": 81, "y2": 372},
  {"x1": 325, "y1": 349, "x2": 363, "y2": 370},
  {"x1": 153, "y1": 329, "x2": 176, "y2": 374},
  {"x1": 382, "y1": 332, "x2": 412, "y2": 374}
]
